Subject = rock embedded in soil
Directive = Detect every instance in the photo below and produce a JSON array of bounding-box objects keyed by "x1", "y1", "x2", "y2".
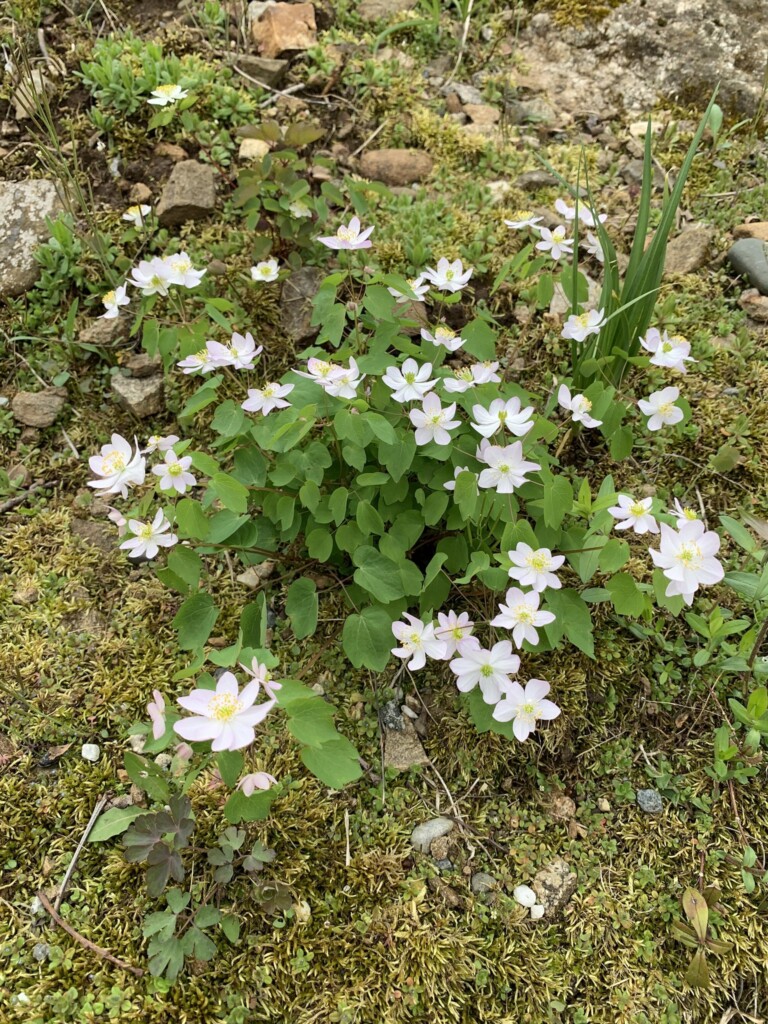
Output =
[
  {"x1": 111, "y1": 373, "x2": 164, "y2": 418},
  {"x1": 471, "y1": 872, "x2": 497, "y2": 894},
  {"x1": 531, "y1": 858, "x2": 577, "y2": 918},
  {"x1": 11, "y1": 387, "x2": 67, "y2": 428},
  {"x1": 734, "y1": 222, "x2": 768, "y2": 242},
  {"x1": 462, "y1": 103, "x2": 500, "y2": 126},
  {"x1": 12, "y1": 69, "x2": 55, "y2": 120},
  {"x1": 0, "y1": 180, "x2": 65, "y2": 298},
  {"x1": 663, "y1": 227, "x2": 713, "y2": 277},
  {"x1": 441, "y1": 81, "x2": 484, "y2": 106},
  {"x1": 739, "y1": 288, "x2": 768, "y2": 321},
  {"x1": 234, "y1": 54, "x2": 289, "y2": 88},
  {"x1": 359, "y1": 149, "x2": 433, "y2": 186},
  {"x1": 728, "y1": 239, "x2": 768, "y2": 296},
  {"x1": 280, "y1": 266, "x2": 324, "y2": 342},
  {"x1": 514, "y1": 169, "x2": 558, "y2": 191},
  {"x1": 239, "y1": 138, "x2": 271, "y2": 161},
  {"x1": 411, "y1": 816, "x2": 454, "y2": 854},
  {"x1": 358, "y1": 0, "x2": 414, "y2": 20},
  {"x1": 383, "y1": 717, "x2": 429, "y2": 771},
  {"x1": 251, "y1": 2, "x2": 317, "y2": 59},
  {"x1": 79, "y1": 316, "x2": 130, "y2": 347},
  {"x1": 156, "y1": 160, "x2": 216, "y2": 227},
  {"x1": 636, "y1": 788, "x2": 663, "y2": 814}
]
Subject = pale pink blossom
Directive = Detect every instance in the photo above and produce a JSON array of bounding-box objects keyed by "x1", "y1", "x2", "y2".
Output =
[
  {"x1": 88, "y1": 433, "x2": 145, "y2": 498},
  {"x1": 477, "y1": 442, "x2": 540, "y2": 493},
  {"x1": 391, "y1": 613, "x2": 446, "y2": 670},
  {"x1": 638, "y1": 386, "x2": 684, "y2": 431},
  {"x1": 535, "y1": 226, "x2": 573, "y2": 261},
  {"x1": 317, "y1": 216, "x2": 373, "y2": 250},
  {"x1": 561, "y1": 308, "x2": 606, "y2": 343},
  {"x1": 443, "y1": 362, "x2": 501, "y2": 393},
  {"x1": 423, "y1": 257, "x2": 473, "y2": 293},
  {"x1": 470, "y1": 397, "x2": 534, "y2": 439},
  {"x1": 147, "y1": 690, "x2": 166, "y2": 740},
  {"x1": 449, "y1": 641, "x2": 520, "y2": 704},
  {"x1": 557, "y1": 385, "x2": 602, "y2": 428},
  {"x1": 237, "y1": 771, "x2": 277, "y2": 795},
  {"x1": 152, "y1": 451, "x2": 196, "y2": 494},
  {"x1": 492, "y1": 678, "x2": 561, "y2": 741},
  {"x1": 242, "y1": 382, "x2": 294, "y2": 415},
  {"x1": 382, "y1": 359, "x2": 437, "y2": 402},
  {"x1": 421, "y1": 324, "x2": 465, "y2": 352},
  {"x1": 120, "y1": 509, "x2": 178, "y2": 560},
  {"x1": 174, "y1": 672, "x2": 276, "y2": 752},
  {"x1": 435, "y1": 611, "x2": 479, "y2": 658}
]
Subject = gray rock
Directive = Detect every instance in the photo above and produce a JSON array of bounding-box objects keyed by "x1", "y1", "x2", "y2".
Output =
[
  {"x1": 280, "y1": 266, "x2": 324, "y2": 342},
  {"x1": 470, "y1": 871, "x2": 497, "y2": 894},
  {"x1": 620, "y1": 158, "x2": 665, "y2": 190},
  {"x1": 383, "y1": 717, "x2": 429, "y2": 771},
  {"x1": 358, "y1": 0, "x2": 414, "y2": 20},
  {"x1": 0, "y1": 180, "x2": 65, "y2": 298},
  {"x1": 636, "y1": 788, "x2": 663, "y2": 814},
  {"x1": 379, "y1": 698, "x2": 404, "y2": 732},
  {"x1": 32, "y1": 942, "x2": 50, "y2": 962},
  {"x1": 111, "y1": 374, "x2": 164, "y2": 418},
  {"x1": 359, "y1": 148, "x2": 433, "y2": 186},
  {"x1": 663, "y1": 227, "x2": 712, "y2": 277},
  {"x1": 441, "y1": 81, "x2": 484, "y2": 106},
  {"x1": 11, "y1": 387, "x2": 66, "y2": 428},
  {"x1": 434, "y1": 858, "x2": 453, "y2": 871},
  {"x1": 410, "y1": 816, "x2": 454, "y2": 854},
  {"x1": 79, "y1": 315, "x2": 131, "y2": 347},
  {"x1": 728, "y1": 239, "x2": 768, "y2": 296},
  {"x1": 532, "y1": 857, "x2": 577, "y2": 918},
  {"x1": 513, "y1": 169, "x2": 558, "y2": 191},
  {"x1": 156, "y1": 160, "x2": 216, "y2": 227},
  {"x1": 234, "y1": 54, "x2": 289, "y2": 88},
  {"x1": 71, "y1": 518, "x2": 115, "y2": 554}
]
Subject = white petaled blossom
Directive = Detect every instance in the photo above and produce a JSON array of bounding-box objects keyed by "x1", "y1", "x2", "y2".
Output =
[
  {"x1": 317, "y1": 216, "x2": 373, "y2": 250},
  {"x1": 100, "y1": 284, "x2": 130, "y2": 320},
  {"x1": 607, "y1": 494, "x2": 659, "y2": 535},
  {"x1": 207, "y1": 331, "x2": 263, "y2": 371},
  {"x1": 650, "y1": 520, "x2": 724, "y2": 605},
  {"x1": 238, "y1": 658, "x2": 283, "y2": 700},
  {"x1": 241, "y1": 382, "x2": 294, "y2": 415},
  {"x1": 420, "y1": 324, "x2": 465, "y2": 352},
  {"x1": 147, "y1": 83, "x2": 189, "y2": 106},
  {"x1": 584, "y1": 231, "x2": 604, "y2": 263},
  {"x1": 237, "y1": 772, "x2": 277, "y2": 796},
  {"x1": 535, "y1": 225, "x2": 574, "y2": 261},
  {"x1": 435, "y1": 611, "x2": 479, "y2": 658},
  {"x1": 639, "y1": 328, "x2": 696, "y2": 373},
  {"x1": 669, "y1": 498, "x2": 699, "y2": 529},
  {"x1": 638, "y1": 386, "x2": 684, "y2": 431},
  {"x1": 120, "y1": 509, "x2": 178, "y2": 560},
  {"x1": 152, "y1": 450, "x2": 197, "y2": 494},
  {"x1": 492, "y1": 678, "x2": 561, "y2": 741},
  {"x1": 475, "y1": 437, "x2": 493, "y2": 463},
  {"x1": 128, "y1": 256, "x2": 176, "y2": 297},
  {"x1": 122, "y1": 204, "x2": 151, "y2": 227},
  {"x1": 251, "y1": 259, "x2": 280, "y2": 283},
  {"x1": 507, "y1": 543, "x2": 564, "y2": 592},
  {"x1": 174, "y1": 672, "x2": 276, "y2": 752},
  {"x1": 477, "y1": 442, "x2": 541, "y2": 494},
  {"x1": 449, "y1": 641, "x2": 521, "y2": 704},
  {"x1": 409, "y1": 392, "x2": 461, "y2": 446},
  {"x1": 504, "y1": 210, "x2": 543, "y2": 230},
  {"x1": 557, "y1": 385, "x2": 602, "y2": 428},
  {"x1": 165, "y1": 252, "x2": 206, "y2": 289},
  {"x1": 177, "y1": 346, "x2": 219, "y2": 375},
  {"x1": 88, "y1": 433, "x2": 146, "y2": 498},
  {"x1": 322, "y1": 358, "x2": 365, "y2": 399},
  {"x1": 382, "y1": 358, "x2": 437, "y2": 402},
  {"x1": 470, "y1": 397, "x2": 534, "y2": 439},
  {"x1": 388, "y1": 275, "x2": 430, "y2": 302},
  {"x1": 554, "y1": 198, "x2": 607, "y2": 228},
  {"x1": 147, "y1": 690, "x2": 166, "y2": 740},
  {"x1": 561, "y1": 308, "x2": 606, "y2": 343},
  {"x1": 391, "y1": 613, "x2": 446, "y2": 670},
  {"x1": 443, "y1": 361, "x2": 501, "y2": 393},
  {"x1": 423, "y1": 257, "x2": 473, "y2": 293},
  {"x1": 491, "y1": 587, "x2": 556, "y2": 649},
  {"x1": 293, "y1": 358, "x2": 346, "y2": 386},
  {"x1": 444, "y1": 465, "x2": 471, "y2": 491},
  {"x1": 107, "y1": 506, "x2": 127, "y2": 535},
  {"x1": 143, "y1": 433, "x2": 179, "y2": 454}
]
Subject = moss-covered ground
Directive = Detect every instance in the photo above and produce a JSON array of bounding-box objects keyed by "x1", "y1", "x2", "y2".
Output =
[{"x1": 2, "y1": 0, "x2": 768, "y2": 1021}]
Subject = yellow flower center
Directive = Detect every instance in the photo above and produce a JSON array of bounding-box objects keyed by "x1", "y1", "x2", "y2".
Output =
[
  {"x1": 337, "y1": 226, "x2": 355, "y2": 241},
  {"x1": 576, "y1": 312, "x2": 590, "y2": 328},
  {"x1": 455, "y1": 368, "x2": 472, "y2": 381},
  {"x1": 515, "y1": 605, "x2": 534, "y2": 623},
  {"x1": 498, "y1": 463, "x2": 510, "y2": 473},
  {"x1": 404, "y1": 371, "x2": 416, "y2": 384},
  {"x1": 104, "y1": 290, "x2": 116, "y2": 305},
  {"x1": 195, "y1": 348, "x2": 208, "y2": 361},
  {"x1": 127, "y1": 206, "x2": 142, "y2": 218},
  {"x1": 150, "y1": 275, "x2": 164, "y2": 288},
  {"x1": 480, "y1": 664, "x2": 493, "y2": 677},
  {"x1": 208, "y1": 693, "x2": 242, "y2": 721},
  {"x1": 521, "y1": 702, "x2": 536, "y2": 715},
  {"x1": 138, "y1": 523, "x2": 155, "y2": 539},
  {"x1": 263, "y1": 385, "x2": 276, "y2": 397},
  {"x1": 553, "y1": 228, "x2": 566, "y2": 242},
  {"x1": 629, "y1": 502, "x2": 647, "y2": 517},
  {"x1": 102, "y1": 452, "x2": 126, "y2": 475},
  {"x1": 526, "y1": 552, "x2": 550, "y2": 571},
  {"x1": 173, "y1": 258, "x2": 191, "y2": 273},
  {"x1": 658, "y1": 402, "x2": 674, "y2": 416},
  {"x1": 436, "y1": 327, "x2": 453, "y2": 341},
  {"x1": 451, "y1": 626, "x2": 464, "y2": 639},
  {"x1": 148, "y1": 435, "x2": 161, "y2": 446},
  {"x1": 445, "y1": 269, "x2": 455, "y2": 280},
  {"x1": 430, "y1": 413, "x2": 442, "y2": 425},
  {"x1": 156, "y1": 84, "x2": 178, "y2": 97},
  {"x1": 168, "y1": 462, "x2": 183, "y2": 476},
  {"x1": 514, "y1": 210, "x2": 533, "y2": 220},
  {"x1": 677, "y1": 542, "x2": 702, "y2": 568},
  {"x1": 408, "y1": 631, "x2": 421, "y2": 646},
  {"x1": 577, "y1": 397, "x2": 593, "y2": 411},
  {"x1": 682, "y1": 507, "x2": 698, "y2": 520},
  {"x1": 498, "y1": 410, "x2": 507, "y2": 423}
]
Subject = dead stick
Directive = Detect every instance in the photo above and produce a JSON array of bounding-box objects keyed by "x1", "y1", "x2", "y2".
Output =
[
  {"x1": 36, "y1": 891, "x2": 144, "y2": 977},
  {"x1": 54, "y1": 794, "x2": 110, "y2": 912},
  {"x1": 0, "y1": 482, "x2": 52, "y2": 514}
]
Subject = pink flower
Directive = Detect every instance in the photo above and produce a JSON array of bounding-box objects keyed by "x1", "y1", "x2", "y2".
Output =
[
  {"x1": 174, "y1": 672, "x2": 276, "y2": 752},
  {"x1": 317, "y1": 216, "x2": 373, "y2": 250},
  {"x1": 147, "y1": 690, "x2": 166, "y2": 740},
  {"x1": 434, "y1": 610, "x2": 479, "y2": 658},
  {"x1": 238, "y1": 658, "x2": 283, "y2": 700},
  {"x1": 237, "y1": 771, "x2": 277, "y2": 796}
]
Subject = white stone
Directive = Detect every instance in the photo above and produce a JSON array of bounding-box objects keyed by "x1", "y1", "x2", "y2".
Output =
[
  {"x1": 513, "y1": 883, "x2": 537, "y2": 908},
  {"x1": 81, "y1": 743, "x2": 100, "y2": 762},
  {"x1": 530, "y1": 904, "x2": 545, "y2": 920}
]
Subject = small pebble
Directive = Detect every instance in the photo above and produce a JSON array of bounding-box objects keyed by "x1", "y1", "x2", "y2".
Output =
[
  {"x1": 513, "y1": 884, "x2": 537, "y2": 908},
  {"x1": 471, "y1": 872, "x2": 497, "y2": 894},
  {"x1": 597, "y1": 797, "x2": 611, "y2": 812},
  {"x1": 29, "y1": 896, "x2": 44, "y2": 916},
  {"x1": 435, "y1": 859, "x2": 453, "y2": 871},
  {"x1": 128, "y1": 734, "x2": 146, "y2": 753},
  {"x1": 636, "y1": 788, "x2": 663, "y2": 814},
  {"x1": 154, "y1": 753, "x2": 173, "y2": 771},
  {"x1": 81, "y1": 743, "x2": 100, "y2": 762},
  {"x1": 530, "y1": 904, "x2": 545, "y2": 921},
  {"x1": 33, "y1": 942, "x2": 50, "y2": 962},
  {"x1": 411, "y1": 817, "x2": 454, "y2": 853}
]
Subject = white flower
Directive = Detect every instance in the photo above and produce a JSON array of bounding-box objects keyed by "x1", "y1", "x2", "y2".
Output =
[
  {"x1": 421, "y1": 323, "x2": 465, "y2": 352},
  {"x1": 443, "y1": 361, "x2": 501, "y2": 393},
  {"x1": 147, "y1": 83, "x2": 189, "y2": 106},
  {"x1": 477, "y1": 442, "x2": 540, "y2": 493},
  {"x1": 317, "y1": 216, "x2": 373, "y2": 250},
  {"x1": 650, "y1": 520, "x2": 724, "y2": 605},
  {"x1": 128, "y1": 256, "x2": 175, "y2": 297},
  {"x1": 513, "y1": 884, "x2": 537, "y2": 908},
  {"x1": 444, "y1": 465, "x2": 471, "y2": 491},
  {"x1": 99, "y1": 284, "x2": 130, "y2": 320},
  {"x1": 147, "y1": 690, "x2": 166, "y2": 740},
  {"x1": 174, "y1": 671, "x2": 276, "y2": 752},
  {"x1": 492, "y1": 678, "x2": 561, "y2": 741},
  {"x1": 322, "y1": 358, "x2": 365, "y2": 399},
  {"x1": 293, "y1": 358, "x2": 346, "y2": 386},
  {"x1": 475, "y1": 437, "x2": 493, "y2": 463},
  {"x1": 638, "y1": 386, "x2": 684, "y2": 431},
  {"x1": 152, "y1": 450, "x2": 197, "y2": 494},
  {"x1": 561, "y1": 308, "x2": 606, "y2": 343},
  {"x1": 242, "y1": 382, "x2": 294, "y2": 415},
  {"x1": 423, "y1": 257, "x2": 473, "y2": 293},
  {"x1": 391, "y1": 613, "x2": 446, "y2": 670},
  {"x1": 177, "y1": 346, "x2": 219, "y2": 374},
  {"x1": 639, "y1": 328, "x2": 695, "y2": 373},
  {"x1": 557, "y1": 385, "x2": 602, "y2": 428},
  {"x1": 165, "y1": 252, "x2": 206, "y2": 289},
  {"x1": 449, "y1": 641, "x2": 520, "y2": 704},
  {"x1": 238, "y1": 658, "x2": 283, "y2": 700},
  {"x1": 555, "y1": 198, "x2": 606, "y2": 228},
  {"x1": 434, "y1": 611, "x2": 479, "y2": 658},
  {"x1": 288, "y1": 198, "x2": 312, "y2": 219},
  {"x1": 491, "y1": 587, "x2": 555, "y2": 648},
  {"x1": 388, "y1": 275, "x2": 429, "y2": 302},
  {"x1": 207, "y1": 332, "x2": 263, "y2": 371},
  {"x1": 122, "y1": 204, "x2": 151, "y2": 227},
  {"x1": 507, "y1": 543, "x2": 564, "y2": 592},
  {"x1": 251, "y1": 259, "x2": 280, "y2": 283},
  {"x1": 143, "y1": 433, "x2": 179, "y2": 454},
  {"x1": 535, "y1": 226, "x2": 574, "y2": 261},
  {"x1": 107, "y1": 506, "x2": 127, "y2": 535},
  {"x1": 504, "y1": 210, "x2": 543, "y2": 230},
  {"x1": 607, "y1": 494, "x2": 659, "y2": 535},
  {"x1": 237, "y1": 771, "x2": 277, "y2": 795},
  {"x1": 470, "y1": 397, "x2": 534, "y2": 439},
  {"x1": 669, "y1": 498, "x2": 699, "y2": 528},
  {"x1": 409, "y1": 392, "x2": 461, "y2": 446},
  {"x1": 382, "y1": 358, "x2": 437, "y2": 402},
  {"x1": 584, "y1": 231, "x2": 604, "y2": 262},
  {"x1": 88, "y1": 433, "x2": 146, "y2": 498},
  {"x1": 120, "y1": 509, "x2": 178, "y2": 559}
]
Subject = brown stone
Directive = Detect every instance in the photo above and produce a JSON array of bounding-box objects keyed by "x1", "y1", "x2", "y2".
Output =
[
  {"x1": 251, "y1": 2, "x2": 317, "y2": 59},
  {"x1": 280, "y1": 266, "x2": 323, "y2": 342},
  {"x1": 463, "y1": 103, "x2": 501, "y2": 125},
  {"x1": 12, "y1": 586, "x2": 39, "y2": 605},
  {"x1": 548, "y1": 794, "x2": 576, "y2": 820},
  {"x1": 663, "y1": 226, "x2": 712, "y2": 277},
  {"x1": 359, "y1": 148, "x2": 433, "y2": 186},
  {"x1": 532, "y1": 857, "x2": 577, "y2": 918},
  {"x1": 8, "y1": 463, "x2": 31, "y2": 487},
  {"x1": 358, "y1": 0, "x2": 414, "y2": 19},
  {"x1": 80, "y1": 316, "x2": 130, "y2": 348},
  {"x1": 734, "y1": 221, "x2": 768, "y2": 242},
  {"x1": 156, "y1": 160, "x2": 216, "y2": 227},
  {"x1": 129, "y1": 183, "x2": 152, "y2": 204},
  {"x1": 124, "y1": 352, "x2": 163, "y2": 378},
  {"x1": 234, "y1": 55, "x2": 289, "y2": 88},
  {"x1": 153, "y1": 142, "x2": 188, "y2": 162},
  {"x1": 383, "y1": 718, "x2": 429, "y2": 771},
  {"x1": 71, "y1": 518, "x2": 115, "y2": 554},
  {"x1": 738, "y1": 288, "x2": 768, "y2": 322},
  {"x1": 111, "y1": 374, "x2": 164, "y2": 418},
  {"x1": 11, "y1": 388, "x2": 66, "y2": 428}
]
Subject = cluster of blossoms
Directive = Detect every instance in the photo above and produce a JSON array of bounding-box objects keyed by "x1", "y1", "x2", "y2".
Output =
[
  {"x1": 100, "y1": 249, "x2": 207, "y2": 319},
  {"x1": 178, "y1": 330, "x2": 263, "y2": 374},
  {"x1": 505, "y1": 196, "x2": 606, "y2": 267}
]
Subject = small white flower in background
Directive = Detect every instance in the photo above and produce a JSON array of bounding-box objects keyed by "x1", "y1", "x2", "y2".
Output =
[
  {"x1": 388, "y1": 275, "x2": 430, "y2": 302},
  {"x1": 491, "y1": 587, "x2": 556, "y2": 648},
  {"x1": 147, "y1": 690, "x2": 166, "y2": 740},
  {"x1": 449, "y1": 640, "x2": 521, "y2": 704},
  {"x1": 143, "y1": 433, "x2": 179, "y2": 454},
  {"x1": 669, "y1": 498, "x2": 699, "y2": 528},
  {"x1": 88, "y1": 433, "x2": 145, "y2": 498},
  {"x1": 409, "y1": 392, "x2": 461, "y2": 446},
  {"x1": 608, "y1": 494, "x2": 659, "y2": 535},
  {"x1": 435, "y1": 610, "x2": 479, "y2": 658},
  {"x1": 391, "y1": 613, "x2": 446, "y2": 670},
  {"x1": 470, "y1": 397, "x2": 534, "y2": 439},
  {"x1": 535, "y1": 225, "x2": 574, "y2": 261},
  {"x1": 421, "y1": 323, "x2": 465, "y2": 352},
  {"x1": 507, "y1": 543, "x2": 564, "y2": 592},
  {"x1": 504, "y1": 210, "x2": 543, "y2": 231},
  {"x1": 555, "y1": 198, "x2": 607, "y2": 228},
  {"x1": 288, "y1": 198, "x2": 312, "y2": 219},
  {"x1": 120, "y1": 509, "x2": 178, "y2": 559},
  {"x1": 251, "y1": 259, "x2": 280, "y2": 283},
  {"x1": 444, "y1": 465, "x2": 471, "y2": 491},
  {"x1": 561, "y1": 307, "x2": 606, "y2": 343},
  {"x1": 477, "y1": 442, "x2": 541, "y2": 494},
  {"x1": 650, "y1": 520, "x2": 724, "y2": 605},
  {"x1": 557, "y1": 385, "x2": 602, "y2": 428},
  {"x1": 242, "y1": 382, "x2": 294, "y2": 415},
  {"x1": 638, "y1": 386, "x2": 684, "y2": 431},
  {"x1": 423, "y1": 257, "x2": 473, "y2": 293},
  {"x1": 639, "y1": 328, "x2": 696, "y2": 373},
  {"x1": 128, "y1": 256, "x2": 175, "y2": 297},
  {"x1": 239, "y1": 658, "x2": 283, "y2": 700},
  {"x1": 165, "y1": 251, "x2": 206, "y2": 289},
  {"x1": 100, "y1": 284, "x2": 130, "y2": 320},
  {"x1": 81, "y1": 743, "x2": 100, "y2": 762},
  {"x1": 107, "y1": 506, "x2": 127, "y2": 535},
  {"x1": 147, "y1": 83, "x2": 189, "y2": 106},
  {"x1": 492, "y1": 678, "x2": 561, "y2": 740},
  {"x1": 317, "y1": 216, "x2": 374, "y2": 250},
  {"x1": 443, "y1": 361, "x2": 501, "y2": 393},
  {"x1": 207, "y1": 331, "x2": 263, "y2": 371},
  {"x1": 152, "y1": 450, "x2": 197, "y2": 494},
  {"x1": 177, "y1": 346, "x2": 219, "y2": 375},
  {"x1": 322, "y1": 357, "x2": 366, "y2": 399},
  {"x1": 293, "y1": 357, "x2": 346, "y2": 385},
  {"x1": 382, "y1": 358, "x2": 437, "y2": 402},
  {"x1": 122, "y1": 204, "x2": 151, "y2": 227},
  {"x1": 174, "y1": 671, "x2": 276, "y2": 752},
  {"x1": 584, "y1": 231, "x2": 604, "y2": 262},
  {"x1": 475, "y1": 437, "x2": 493, "y2": 463},
  {"x1": 513, "y1": 884, "x2": 537, "y2": 908},
  {"x1": 237, "y1": 771, "x2": 277, "y2": 795}
]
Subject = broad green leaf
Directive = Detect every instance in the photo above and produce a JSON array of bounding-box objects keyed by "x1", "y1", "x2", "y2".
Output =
[
  {"x1": 175, "y1": 498, "x2": 209, "y2": 541},
  {"x1": 216, "y1": 750, "x2": 244, "y2": 788},
  {"x1": 223, "y1": 788, "x2": 279, "y2": 823},
  {"x1": 352, "y1": 546, "x2": 404, "y2": 601},
  {"x1": 542, "y1": 474, "x2": 572, "y2": 530},
  {"x1": 285, "y1": 578, "x2": 318, "y2": 639},
  {"x1": 342, "y1": 605, "x2": 394, "y2": 671},
  {"x1": 88, "y1": 806, "x2": 144, "y2": 843},
  {"x1": 300, "y1": 738, "x2": 362, "y2": 789},
  {"x1": 605, "y1": 572, "x2": 645, "y2": 617},
  {"x1": 172, "y1": 592, "x2": 219, "y2": 650},
  {"x1": 124, "y1": 752, "x2": 170, "y2": 803},
  {"x1": 211, "y1": 472, "x2": 250, "y2": 514},
  {"x1": 544, "y1": 588, "x2": 595, "y2": 657},
  {"x1": 306, "y1": 527, "x2": 333, "y2": 561}
]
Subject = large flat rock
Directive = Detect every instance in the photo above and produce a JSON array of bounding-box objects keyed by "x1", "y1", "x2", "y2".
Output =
[{"x1": 0, "y1": 181, "x2": 65, "y2": 298}]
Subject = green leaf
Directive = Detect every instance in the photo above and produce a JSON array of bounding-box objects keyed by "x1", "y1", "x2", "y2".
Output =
[
  {"x1": 605, "y1": 572, "x2": 645, "y2": 617},
  {"x1": 342, "y1": 605, "x2": 394, "y2": 671},
  {"x1": 300, "y1": 738, "x2": 362, "y2": 789},
  {"x1": 210, "y1": 472, "x2": 250, "y2": 514},
  {"x1": 175, "y1": 498, "x2": 209, "y2": 541},
  {"x1": 124, "y1": 752, "x2": 171, "y2": 803},
  {"x1": 212, "y1": 400, "x2": 246, "y2": 437},
  {"x1": 306, "y1": 527, "x2": 333, "y2": 561},
  {"x1": 544, "y1": 588, "x2": 595, "y2": 657},
  {"x1": 285, "y1": 696, "x2": 339, "y2": 747},
  {"x1": 609, "y1": 426, "x2": 634, "y2": 461},
  {"x1": 223, "y1": 788, "x2": 279, "y2": 823},
  {"x1": 285, "y1": 578, "x2": 318, "y2": 639},
  {"x1": 598, "y1": 538, "x2": 630, "y2": 573},
  {"x1": 195, "y1": 906, "x2": 222, "y2": 929},
  {"x1": 216, "y1": 750, "x2": 244, "y2": 788},
  {"x1": 172, "y1": 593, "x2": 219, "y2": 650},
  {"x1": 454, "y1": 470, "x2": 478, "y2": 522},
  {"x1": 329, "y1": 487, "x2": 348, "y2": 526},
  {"x1": 422, "y1": 491, "x2": 449, "y2": 527},
  {"x1": 356, "y1": 500, "x2": 385, "y2": 536},
  {"x1": 220, "y1": 914, "x2": 240, "y2": 944},
  {"x1": 166, "y1": 547, "x2": 203, "y2": 590},
  {"x1": 542, "y1": 474, "x2": 572, "y2": 530},
  {"x1": 352, "y1": 545, "x2": 404, "y2": 601},
  {"x1": 88, "y1": 806, "x2": 144, "y2": 843}
]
